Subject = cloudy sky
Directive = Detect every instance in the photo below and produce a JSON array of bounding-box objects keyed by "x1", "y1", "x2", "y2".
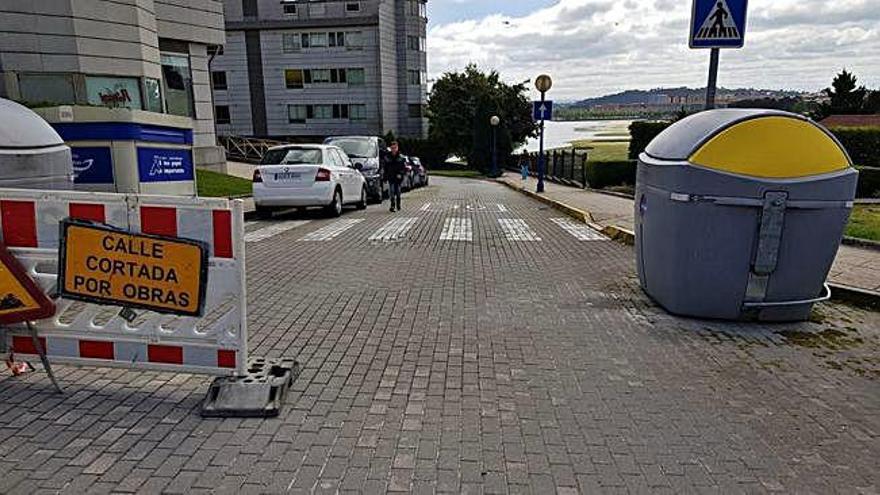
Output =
[{"x1": 426, "y1": 0, "x2": 880, "y2": 101}]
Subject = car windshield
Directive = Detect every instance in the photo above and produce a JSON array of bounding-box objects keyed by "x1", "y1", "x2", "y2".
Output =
[
  {"x1": 262, "y1": 148, "x2": 323, "y2": 165},
  {"x1": 326, "y1": 138, "x2": 377, "y2": 159}
]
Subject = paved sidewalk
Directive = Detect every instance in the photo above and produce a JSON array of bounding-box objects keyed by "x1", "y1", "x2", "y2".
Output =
[{"x1": 500, "y1": 173, "x2": 880, "y2": 294}]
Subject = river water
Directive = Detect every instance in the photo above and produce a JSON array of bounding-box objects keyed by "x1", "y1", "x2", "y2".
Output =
[{"x1": 521, "y1": 120, "x2": 632, "y2": 152}]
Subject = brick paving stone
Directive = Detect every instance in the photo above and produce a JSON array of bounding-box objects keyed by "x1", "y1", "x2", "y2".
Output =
[{"x1": 1, "y1": 177, "x2": 879, "y2": 493}]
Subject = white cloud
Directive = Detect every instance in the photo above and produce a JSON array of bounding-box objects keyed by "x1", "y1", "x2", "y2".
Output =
[{"x1": 427, "y1": 0, "x2": 880, "y2": 100}]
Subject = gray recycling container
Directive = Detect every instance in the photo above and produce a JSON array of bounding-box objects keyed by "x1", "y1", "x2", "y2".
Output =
[{"x1": 635, "y1": 109, "x2": 857, "y2": 321}]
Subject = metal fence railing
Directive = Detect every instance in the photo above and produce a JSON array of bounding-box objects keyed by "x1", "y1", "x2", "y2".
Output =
[
  {"x1": 506, "y1": 149, "x2": 590, "y2": 188},
  {"x1": 218, "y1": 135, "x2": 286, "y2": 164}
]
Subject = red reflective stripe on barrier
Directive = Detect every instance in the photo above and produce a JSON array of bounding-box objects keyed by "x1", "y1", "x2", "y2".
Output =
[
  {"x1": 212, "y1": 210, "x2": 233, "y2": 258},
  {"x1": 1, "y1": 201, "x2": 37, "y2": 247},
  {"x1": 140, "y1": 207, "x2": 177, "y2": 236},
  {"x1": 79, "y1": 340, "x2": 114, "y2": 360},
  {"x1": 68, "y1": 203, "x2": 106, "y2": 223},
  {"x1": 11, "y1": 335, "x2": 45, "y2": 354},
  {"x1": 217, "y1": 350, "x2": 236, "y2": 368},
  {"x1": 147, "y1": 344, "x2": 183, "y2": 364}
]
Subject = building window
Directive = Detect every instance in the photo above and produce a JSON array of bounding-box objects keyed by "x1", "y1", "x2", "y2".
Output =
[
  {"x1": 282, "y1": 1, "x2": 297, "y2": 15},
  {"x1": 283, "y1": 33, "x2": 301, "y2": 52},
  {"x1": 17, "y1": 74, "x2": 76, "y2": 106},
  {"x1": 288, "y1": 104, "x2": 307, "y2": 123},
  {"x1": 285, "y1": 69, "x2": 304, "y2": 89},
  {"x1": 161, "y1": 53, "x2": 194, "y2": 117},
  {"x1": 347, "y1": 31, "x2": 363, "y2": 50},
  {"x1": 330, "y1": 69, "x2": 347, "y2": 84},
  {"x1": 332, "y1": 104, "x2": 349, "y2": 119},
  {"x1": 419, "y1": 1, "x2": 427, "y2": 17},
  {"x1": 215, "y1": 105, "x2": 231, "y2": 124},
  {"x1": 347, "y1": 68, "x2": 365, "y2": 86},
  {"x1": 144, "y1": 78, "x2": 163, "y2": 113},
  {"x1": 408, "y1": 104, "x2": 424, "y2": 118},
  {"x1": 85, "y1": 76, "x2": 143, "y2": 110},
  {"x1": 305, "y1": 69, "x2": 331, "y2": 84},
  {"x1": 211, "y1": 71, "x2": 227, "y2": 90},
  {"x1": 302, "y1": 32, "x2": 328, "y2": 48},
  {"x1": 350, "y1": 104, "x2": 366, "y2": 120},
  {"x1": 346, "y1": 2, "x2": 361, "y2": 12},
  {"x1": 407, "y1": 70, "x2": 422, "y2": 86},
  {"x1": 407, "y1": 36, "x2": 419, "y2": 51},
  {"x1": 408, "y1": 0, "x2": 425, "y2": 17},
  {"x1": 329, "y1": 32, "x2": 345, "y2": 47},
  {"x1": 313, "y1": 104, "x2": 333, "y2": 119}
]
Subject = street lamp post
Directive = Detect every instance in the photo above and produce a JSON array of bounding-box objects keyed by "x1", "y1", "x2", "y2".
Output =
[
  {"x1": 535, "y1": 74, "x2": 552, "y2": 193},
  {"x1": 490, "y1": 115, "x2": 500, "y2": 178}
]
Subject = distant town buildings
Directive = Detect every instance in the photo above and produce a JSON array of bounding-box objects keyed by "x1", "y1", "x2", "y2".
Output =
[{"x1": 212, "y1": 0, "x2": 429, "y2": 140}]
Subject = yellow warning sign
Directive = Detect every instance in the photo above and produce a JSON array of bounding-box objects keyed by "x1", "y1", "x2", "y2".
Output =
[
  {"x1": 0, "y1": 243, "x2": 55, "y2": 324},
  {"x1": 59, "y1": 220, "x2": 208, "y2": 317}
]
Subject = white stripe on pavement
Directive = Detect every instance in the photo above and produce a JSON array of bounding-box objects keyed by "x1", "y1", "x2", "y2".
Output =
[
  {"x1": 244, "y1": 220, "x2": 311, "y2": 243},
  {"x1": 496, "y1": 204, "x2": 508, "y2": 212},
  {"x1": 551, "y1": 218, "x2": 608, "y2": 241},
  {"x1": 419, "y1": 203, "x2": 431, "y2": 211},
  {"x1": 498, "y1": 218, "x2": 541, "y2": 241},
  {"x1": 369, "y1": 217, "x2": 419, "y2": 242},
  {"x1": 440, "y1": 218, "x2": 472, "y2": 241},
  {"x1": 299, "y1": 219, "x2": 364, "y2": 241}
]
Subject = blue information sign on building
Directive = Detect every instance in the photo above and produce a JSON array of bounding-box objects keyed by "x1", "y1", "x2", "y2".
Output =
[
  {"x1": 533, "y1": 101, "x2": 553, "y2": 121},
  {"x1": 690, "y1": 0, "x2": 748, "y2": 49},
  {"x1": 137, "y1": 147, "x2": 194, "y2": 183},
  {"x1": 71, "y1": 147, "x2": 114, "y2": 184}
]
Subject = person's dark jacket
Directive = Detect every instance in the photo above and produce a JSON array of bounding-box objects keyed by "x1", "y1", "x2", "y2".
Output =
[{"x1": 382, "y1": 150, "x2": 407, "y2": 184}]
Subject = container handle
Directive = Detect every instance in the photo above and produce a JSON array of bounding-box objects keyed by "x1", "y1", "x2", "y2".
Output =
[{"x1": 741, "y1": 283, "x2": 831, "y2": 308}]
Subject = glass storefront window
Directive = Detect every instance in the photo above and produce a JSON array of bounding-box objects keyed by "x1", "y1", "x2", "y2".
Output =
[
  {"x1": 85, "y1": 76, "x2": 143, "y2": 109},
  {"x1": 144, "y1": 78, "x2": 163, "y2": 113},
  {"x1": 18, "y1": 74, "x2": 76, "y2": 106},
  {"x1": 161, "y1": 53, "x2": 194, "y2": 117}
]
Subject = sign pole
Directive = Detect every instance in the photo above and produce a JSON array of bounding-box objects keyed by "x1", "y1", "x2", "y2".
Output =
[
  {"x1": 537, "y1": 91, "x2": 546, "y2": 193},
  {"x1": 705, "y1": 48, "x2": 720, "y2": 110}
]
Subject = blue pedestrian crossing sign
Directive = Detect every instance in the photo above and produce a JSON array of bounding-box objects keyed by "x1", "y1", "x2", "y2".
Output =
[
  {"x1": 533, "y1": 101, "x2": 553, "y2": 121},
  {"x1": 690, "y1": 0, "x2": 748, "y2": 49}
]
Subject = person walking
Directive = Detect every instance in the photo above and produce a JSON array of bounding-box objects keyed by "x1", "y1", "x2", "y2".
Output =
[
  {"x1": 520, "y1": 154, "x2": 530, "y2": 182},
  {"x1": 383, "y1": 141, "x2": 406, "y2": 212}
]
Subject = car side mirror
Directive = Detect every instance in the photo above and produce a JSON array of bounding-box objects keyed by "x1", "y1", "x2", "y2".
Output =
[{"x1": 354, "y1": 163, "x2": 363, "y2": 171}]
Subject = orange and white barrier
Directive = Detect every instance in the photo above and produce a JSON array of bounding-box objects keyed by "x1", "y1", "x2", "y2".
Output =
[{"x1": 0, "y1": 189, "x2": 247, "y2": 376}]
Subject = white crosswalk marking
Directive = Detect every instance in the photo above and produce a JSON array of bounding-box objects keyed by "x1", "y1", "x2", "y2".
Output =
[
  {"x1": 551, "y1": 218, "x2": 608, "y2": 241},
  {"x1": 244, "y1": 220, "x2": 311, "y2": 243},
  {"x1": 419, "y1": 203, "x2": 431, "y2": 212},
  {"x1": 299, "y1": 219, "x2": 364, "y2": 241},
  {"x1": 440, "y1": 218, "x2": 472, "y2": 241},
  {"x1": 497, "y1": 204, "x2": 508, "y2": 212},
  {"x1": 369, "y1": 217, "x2": 418, "y2": 242},
  {"x1": 498, "y1": 218, "x2": 541, "y2": 241}
]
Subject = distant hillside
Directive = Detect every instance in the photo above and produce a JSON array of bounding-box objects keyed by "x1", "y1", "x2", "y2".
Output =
[{"x1": 568, "y1": 87, "x2": 806, "y2": 109}]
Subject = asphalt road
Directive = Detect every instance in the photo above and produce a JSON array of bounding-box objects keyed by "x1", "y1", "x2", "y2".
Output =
[{"x1": 1, "y1": 177, "x2": 879, "y2": 494}]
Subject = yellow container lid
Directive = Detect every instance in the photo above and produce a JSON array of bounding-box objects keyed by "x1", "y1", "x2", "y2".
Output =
[{"x1": 689, "y1": 116, "x2": 851, "y2": 178}]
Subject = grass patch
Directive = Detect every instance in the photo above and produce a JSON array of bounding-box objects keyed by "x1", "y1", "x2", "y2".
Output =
[
  {"x1": 430, "y1": 169, "x2": 485, "y2": 179},
  {"x1": 197, "y1": 169, "x2": 252, "y2": 198},
  {"x1": 846, "y1": 205, "x2": 880, "y2": 241},
  {"x1": 569, "y1": 140, "x2": 630, "y2": 162}
]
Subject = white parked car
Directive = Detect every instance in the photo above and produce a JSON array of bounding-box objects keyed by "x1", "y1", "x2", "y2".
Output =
[{"x1": 253, "y1": 144, "x2": 368, "y2": 218}]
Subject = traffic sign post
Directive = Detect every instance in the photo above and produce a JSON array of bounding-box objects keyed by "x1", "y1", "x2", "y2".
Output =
[
  {"x1": 533, "y1": 74, "x2": 554, "y2": 194},
  {"x1": 533, "y1": 101, "x2": 553, "y2": 122},
  {"x1": 689, "y1": 0, "x2": 748, "y2": 109}
]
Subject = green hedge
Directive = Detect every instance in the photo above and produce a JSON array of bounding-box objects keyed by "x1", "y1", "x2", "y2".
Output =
[
  {"x1": 830, "y1": 127, "x2": 880, "y2": 168},
  {"x1": 586, "y1": 161, "x2": 637, "y2": 189},
  {"x1": 628, "y1": 121, "x2": 671, "y2": 159},
  {"x1": 857, "y1": 167, "x2": 880, "y2": 198}
]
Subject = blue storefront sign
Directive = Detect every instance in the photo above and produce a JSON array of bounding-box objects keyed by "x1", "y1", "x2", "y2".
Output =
[
  {"x1": 137, "y1": 147, "x2": 194, "y2": 183},
  {"x1": 71, "y1": 147, "x2": 114, "y2": 184}
]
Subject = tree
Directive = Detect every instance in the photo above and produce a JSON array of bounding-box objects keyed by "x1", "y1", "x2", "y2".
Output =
[
  {"x1": 814, "y1": 69, "x2": 870, "y2": 119},
  {"x1": 427, "y1": 64, "x2": 537, "y2": 173}
]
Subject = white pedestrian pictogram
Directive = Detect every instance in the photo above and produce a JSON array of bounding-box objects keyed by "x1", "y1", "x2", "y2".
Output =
[{"x1": 695, "y1": 0, "x2": 740, "y2": 40}]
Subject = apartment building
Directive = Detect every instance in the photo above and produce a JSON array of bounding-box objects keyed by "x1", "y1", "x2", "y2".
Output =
[
  {"x1": 0, "y1": 0, "x2": 227, "y2": 175},
  {"x1": 213, "y1": 0, "x2": 428, "y2": 140}
]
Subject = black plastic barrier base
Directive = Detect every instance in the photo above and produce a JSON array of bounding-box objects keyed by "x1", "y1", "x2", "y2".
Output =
[{"x1": 200, "y1": 358, "x2": 300, "y2": 418}]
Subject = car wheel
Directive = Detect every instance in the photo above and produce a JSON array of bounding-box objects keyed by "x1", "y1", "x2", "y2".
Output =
[
  {"x1": 326, "y1": 188, "x2": 343, "y2": 217},
  {"x1": 255, "y1": 205, "x2": 273, "y2": 219},
  {"x1": 356, "y1": 187, "x2": 367, "y2": 210}
]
